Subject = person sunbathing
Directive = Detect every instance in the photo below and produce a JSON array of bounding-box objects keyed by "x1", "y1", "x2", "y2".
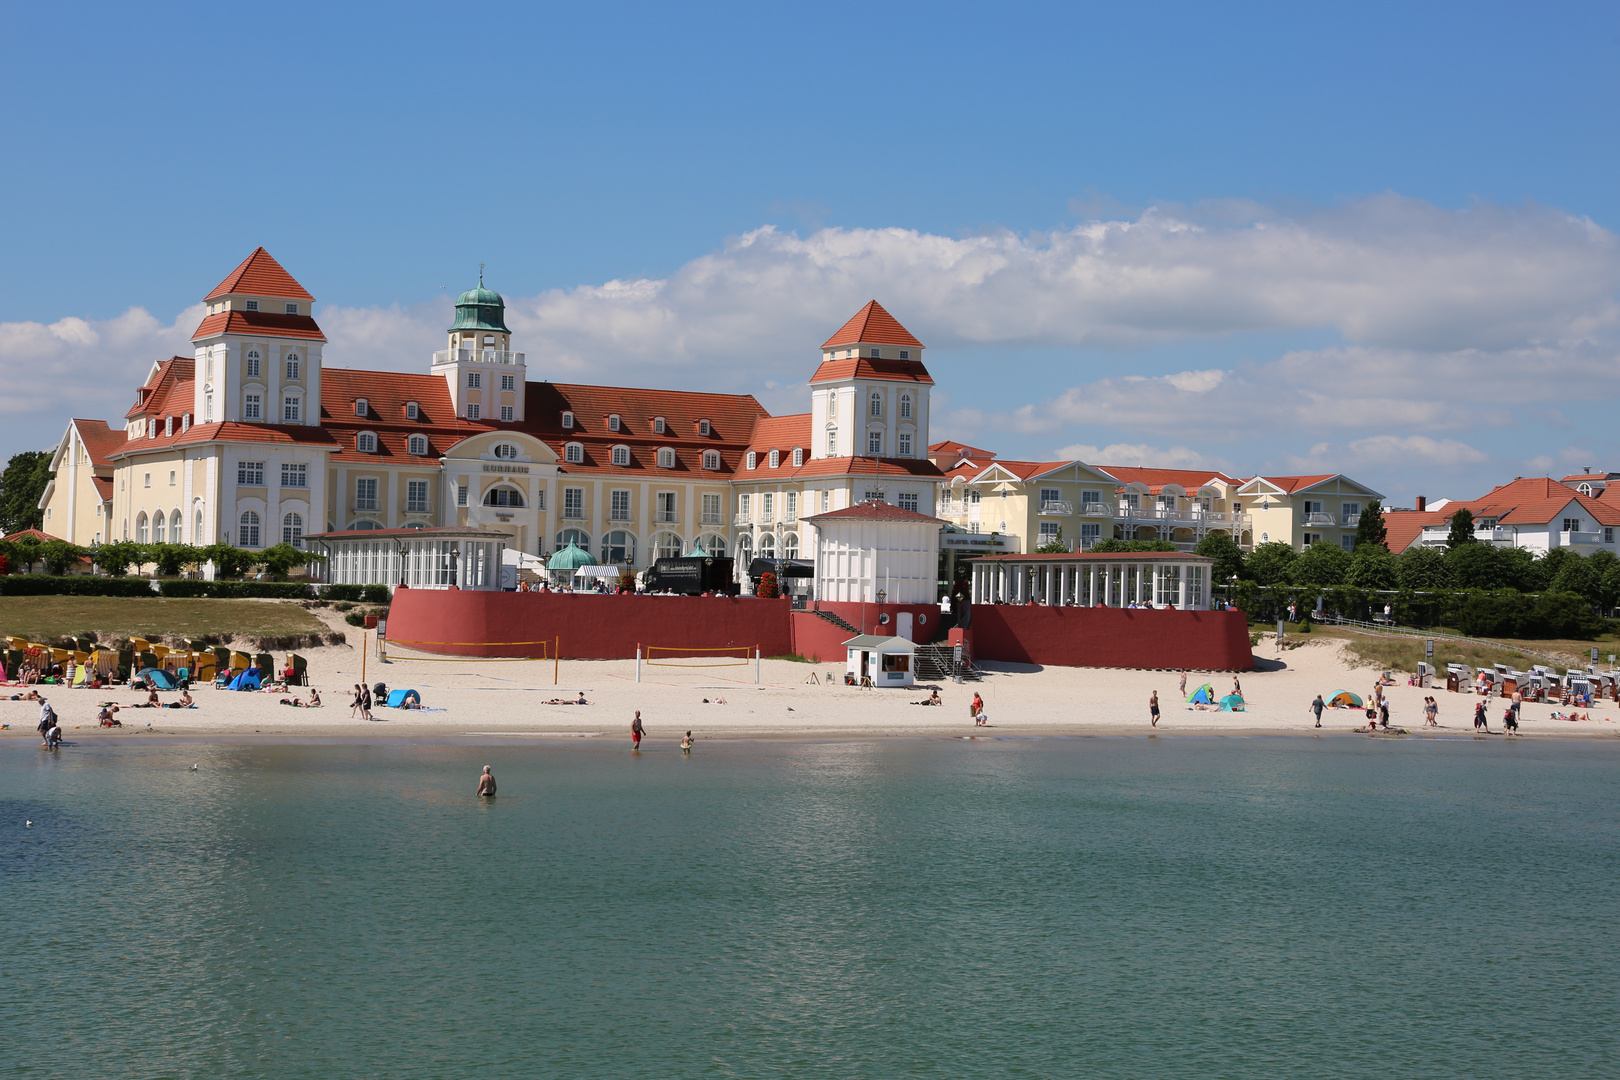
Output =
[
  {"x1": 911, "y1": 690, "x2": 943, "y2": 706},
  {"x1": 130, "y1": 688, "x2": 161, "y2": 708},
  {"x1": 7, "y1": 689, "x2": 43, "y2": 702},
  {"x1": 308, "y1": 688, "x2": 322, "y2": 707}
]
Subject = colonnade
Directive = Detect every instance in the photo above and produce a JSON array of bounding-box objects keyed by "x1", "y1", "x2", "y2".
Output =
[{"x1": 969, "y1": 559, "x2": 1209, "y2": 610}]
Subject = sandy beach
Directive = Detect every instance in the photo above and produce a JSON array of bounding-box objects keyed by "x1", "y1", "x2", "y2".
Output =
[{"x1": 5, "y1": 621, "x2": 1617, "y2": 744}]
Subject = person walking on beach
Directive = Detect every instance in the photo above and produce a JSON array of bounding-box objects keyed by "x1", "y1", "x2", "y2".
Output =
[
  {"x1": 1473, "y1": 700, "x2": 1489, "y2": 732},
  {"x1": 1149, "y1": 690, "x2": 1160, "y2": 728},
  {"x1": 350, "y1": 684, "x2": 364, "y2": 719},
  {"x1": 1424, "y1": 696, "x2": 1439, "y2": 727},
  {"x1": 37, "y1": 698, "x2": 55, "y2": 746},
  {"x1": 1378, "y1": 697, "x2": 1390, "y2": 730},
  {"x1": 631, "y1": 710, "x2": 645, "y2": 750},
  {"x1": 361, "y1": 684, "x2": 374, "y2": 721},
  {"x1": 1179, "y1": 671, "x2": 1187, "y2": 698},
  {"x1": 970, "y1": 692, "x2": 983, "y2": 722},
  {"x1": 476, "y1": 766, "x2": 497, "y2": 796},
  {"x1": 1311, "y1": 693, "x2": 1324, "y2": 728}
]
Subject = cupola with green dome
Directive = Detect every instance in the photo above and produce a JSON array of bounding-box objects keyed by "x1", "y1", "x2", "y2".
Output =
[
  {"x1": 431, "y1": 265, "x2": 527, "y2": 424},
  {"x1": 448, "y1": 270, "x2": 511, "y2": 336}
]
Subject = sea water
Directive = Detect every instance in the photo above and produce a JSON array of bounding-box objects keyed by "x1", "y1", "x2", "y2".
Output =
[{"x1": 2, "y1": 735, "x2": 1616, "y2": 1079}]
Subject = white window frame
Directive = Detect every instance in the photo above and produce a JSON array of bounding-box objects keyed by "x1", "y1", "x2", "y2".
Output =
[
  {"x1": 900, "y1": 394, "x2": 912, "y2": 419},
  {"x1": 702, "y1": 450, "x2": 721, "y2": 470},
  {"x1": 356, "y1": 432, "x2": 378, "y2": 454},
  {"x1": 245, "y1": 299, "x2": 259, "y2": 311},
  {"x1": 898, "y1": 492, "x2": 920, "y2": 512},
  {"x1": 285, "y1": 302, "x2": 299, "y2": 315},
  {"x1": 657, "y1": 448, "x2": 675, "y2": 468},
  {"x1": 791, "y1": 447, "x2": 803, "y2": 467},
  {"x1": 285, "y1": 354, "x2": 300, "y2": 380},
  {"x1": 283, "y1": 395, "x2": 301, "y2": 423},
  {"x1": 280, "y1": 462, "x2": 308, "y2": 488},
  {"x1": 355, "y1": 398, "x2": 368, "y2": 417},
  {"x1": 562, "y1": 411, "x2": 575, "y2": 429},
  {"x1": 501, "y1": 374, "x2": 515, "y2": 390},
  {"x1": 611, "y1": 445, "x2": 631, "y2": 467},
  {"x1": 870, "y1": 392, "x2": 882, "y2": 418},
  {"x1": 405, "y1": 401, "x2": 419, "y2": 420},
  {"x1": 746, "y1": 451, "x2": 757, "y2": 470},
  {"x1": 408, "y1": 435, "x2": 428, "y2": 455},
  {"x1": 238, "y1": 461, "x2": 264, "y2": 486},
  {"x1": 493, "y1": 443, "x2": 520, "y2": 460},
  {"x1": 608, "y1": 414, "x2": 621, "y2": 432},
  {"x1": 698, "y1": 419, "x2": 711, "y2": 436},
  {"x1": 406, "y1": 480, "x2": 430, "y2": 514},
  {"x1": 653, "y1": 417, "x2": 666, "y2": 434},
  {"x1": 564, "y1": 442, "x2": 584, "y2": 464},
  {"x1": 500, "y1": 405, "x2": 514, "y2": 422},
  {"x1": 610, "y1": 489, "x2": 632, "y2": 521},
  {"x1": 467, "y1": 371, "x2": 482, "y2": 389},
  {"x1": 768, "y1": 449, "x2": 780, "y2": 469},
  {"x1": 467, "y1": 403, "x2": 480, "y2": 420},
  {"x1": 898, "y1": 431, "x2": 912, "y2": 456},
  {"x1": 245, "y1": 350, "x2": 260, "y2": 378}
]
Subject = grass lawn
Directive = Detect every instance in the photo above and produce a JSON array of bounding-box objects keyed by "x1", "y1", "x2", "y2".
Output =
[
  {"x1": 0, "y1": 596, "x2": 327, "y2": 644},
  {"x1": 1306, "y1": 625, "x2": 1616, "y2": 673}
]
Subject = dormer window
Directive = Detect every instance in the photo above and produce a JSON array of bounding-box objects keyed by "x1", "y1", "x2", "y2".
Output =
[
  {"x1": 899, "y1": 350, "x2": 910, "y2": 360},
  {"x1": 611, "y1": 445, "x2": 631, "y2": 466},
  {"x1": 768, "y1": 449, "x2": 780, "y2": 469},
  {"x1": 698, "y1": 419, "x2": 711, "y2": 437},
  {"x1": 869, "y1": 347, "x2": 880, "y2": 358},
  {"x1": 245, "y1": 300, "x2": 259, "y2": 311},
  {"x1": 657, "y1": 448, "x2": 676, "y2": 468},
  {"x1": 792, "y1": 447, "x2": 803, "y2": 467},
  {"x1": 285, "y1": 302, "x2": 299, "y2": 315},
  {"x1": 703, "y1": 450, "x2": 721, "y2": 470},
  {"x1": 182, "y1": 413, "x2": 191, "y2": 432},
  {"x1": 608, "y1": 414, "x2": 622, "y2": 432},
  {"x1": 562, "y1": 411, "x2": 575, "y2": 429},
  {"x1": 653, "y1": 417, "x2": 666, "y2": 435},
  {"x1": 564, "y1": 442, "x2": 584, "y2": 464},
  {"x1": 746, "y1": 451, "x2": 757, "y2": 470},
  {"x1": 408, "y1": 434, "x2": 428, "y2": 455},
  {"x1": 164, "y1": 416, "x2": 173, "y2": 436},
  {"x1": 356, "y1": 432, "x2": 378, "y2": 453},
  {"x1": 405, "y1": 401, "x2": 419, "y2": 420},
  {"x1": 354, "y1": 398, "x2": 368, "y2": 417}
]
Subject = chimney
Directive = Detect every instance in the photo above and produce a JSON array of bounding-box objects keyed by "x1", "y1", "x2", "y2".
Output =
[
  {"x1": 1415, "y1": 495, "x2": 1427, "y2": 512},
  {"x1": 1584, "y1": 466, "x2": 1593, "y2": 474}
]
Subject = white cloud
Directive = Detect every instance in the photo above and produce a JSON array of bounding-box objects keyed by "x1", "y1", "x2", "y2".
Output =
[
  {"x1": 1285, "y1": 435, "x2": 1491, "y2": 473},
  {"x1": 1054, "y1": 442, "x2": 1234, "y2": 471}
]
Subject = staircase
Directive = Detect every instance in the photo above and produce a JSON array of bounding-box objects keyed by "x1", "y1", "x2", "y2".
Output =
[
  {"x1": 811, "y1": 608, "x2": 860, "y2": 635},
  {"x1": 915, "y1": 643, "x2": 983, "y2": 682}
]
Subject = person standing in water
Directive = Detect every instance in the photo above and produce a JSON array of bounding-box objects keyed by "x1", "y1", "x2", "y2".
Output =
[
  {"x1": 476, "y1": 766, "x2": 497, "y2": 796},
  {"x1": 1149, "y1": 690, "x2": 1160, "y2": 728},
  {"x1": 631, "y1": 710, "x2": 645, "y2": 750},
  {"x1": 680, "y1": 730, "x2": 693, "y2": 755}
]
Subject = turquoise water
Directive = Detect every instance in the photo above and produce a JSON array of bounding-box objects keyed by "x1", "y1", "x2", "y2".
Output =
[{"x1": 3, "y1": 735, "x2": 1617, "y2": 1079}]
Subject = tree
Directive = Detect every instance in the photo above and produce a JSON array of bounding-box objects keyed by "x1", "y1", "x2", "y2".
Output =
[
  {"x1": 0, "y1": 450, "x2": 53, "y2": 535},
  {"x1": 1395, "y1": 545, "x2": 1453, "y2": 590},
  {"x1": 1035, "y1": 526, "x2": 1068, "y2": 554},
  {"x1": 11, "y1": 533, "x2": 43, "y2": 573},
  {"x1": 149, "y1": 543, "x2": 192, "y2": 578},
  {"x1": 1346, "y1": 544, "x2": 1398, "y2": 589},
  {"x1": 259, "y1": 542, "x2": 309, "y2": 580},
  {"x1": 1193, "y1": 532, "x2": 1245, "y2": 584},
  {"x1": 1355, "y1": 499, "x2": 1388, "y2": 550},
  {"x1": 1289, "y1": 541, "x2": 1351, "y2": 587},
  {"x1": 201, "y1": 542, "x2": 255, "y2": 579},
  {"x1": 94, "y1": 541, "x2": 144, "y2": 577},
  {"x1": 1089, "y1": 538, "x2": 1178, "y2": 553},
  {"x1": 1245, "y1": 541, "x2": 1298, "y2": 586},
  {"x1": 1550, "y1": 556, "x2": 1602, "y2": 608},
  {"x1": 1447, "y1": 542, "x2": 1505, "y2": 590},
  {"x1": 40, "y1": 539, "x2": 86, "y2": 576},
  {"x1": 1446, "y1": 508, "x2": 1476, "y2": 547}
]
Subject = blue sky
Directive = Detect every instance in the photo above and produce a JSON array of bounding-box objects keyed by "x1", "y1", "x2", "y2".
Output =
[{"x1": 3, "y1": 1, "x2": 1617, "y2": 504}]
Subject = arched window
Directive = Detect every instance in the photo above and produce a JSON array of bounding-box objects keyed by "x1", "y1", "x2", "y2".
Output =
[
  {"x1": 657, "y1": 532, "x2": 682, "y2": 559},
  {"x1": 702, "y1": 450, "x2": 721, "y2": 470},
  {"x1": 870, "y1": 392, "x2": 882, "y2": 418},
  {"x1": 746, "y1": 451, "x2": 757, "y2": 470},
  {"x1": 657, "y1": 448, "x2": 675, "y2": 468},
  {"x1": 556, "y1": 528, "x2": 590, "y2": 550},
  {"x1": 239, "y1": 510, "x2": 261, "y2": 548},
  {"x1": 611, "y1": 445, "x2": 631, "y2": 466},
  {"x1": 768, "y1": 449, "x2": 780, "y2": 469},
  {"x1": 354, "y1": 398, "x2": 368, "y2": 417},
  {"x1": 171, "y1": 509, "x2": 183, "y2": 544},
  {"x1": 356, "y1": 432, "x2": 377, "y2": 453},
  {"x1": 285, "y1": 353, "x2": 300, "y2": 380},
  {"x1": 608, "y1": 414, "x2": 622, "y2": 432},
  {"x1": 782, "y1": 532, "x2": 800, "y2": 559},
  {"x1": 736, "y1": 533, "x2": 753, "y2": 562},
  {"x1": 195, "y1": 510, "x2": 204, "y2": 544},
  {"x1": 601, "y1": 531, "x2": 634, "y2": 564},
  {"x1": 483, "y1": 487, "x2": 526, "y2": 507},
  {"x1": 283, "y1": 512, "x2": 304, "y2": 548},
  {"x1": 1579, "y1": 483, "x2": 1594, "y2": 496},
  {"x1": 153, "y1": 510, "x2": 166, "y2": 543},
  {"x1": 493, "y1": 443, "x2": 520, "y2": 460},
  {"x1": 405, "y1": 401, "x2": 419, "y2": 420},
  {"x1": 349, "y1": 520, "x2": 382, "y2": 531},
  {"x1": 135, "y1": 512, "x2": 148, "y2": 543},
  {"x1": 653, "y1": 417, "x2": 666, "y2": 434},
  {"x1": 245, "y1": 350, "x2": 260, "y2": 378},
  {"x1": 758, "y1": 532, "x2": 776, "y2": 556},
  {"x1": 700, "y1": 534, "x2": 727, "y2": 558},
  {"x1": 791, "y1": 448, "x2": 803, "y2": 467},
  {"x1": 900, "y1": 394, "x2": 912, "y2": 419},
  {"x1": 564, "y1": 442, "x2": 584, "y2": 463},
  {"x1": 408, "y1": 434, "x2": 428, "y2": 455}
]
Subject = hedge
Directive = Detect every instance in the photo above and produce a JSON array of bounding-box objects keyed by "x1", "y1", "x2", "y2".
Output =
[
  {"x1": 156, "y1": 580, "x2": 312, "y2": 599},
  {"x1": 0, "y1": 576, "x2": 156, "y2": 597},
  {"x1": 1217, "y1": 582, "x2": 1604, "y2": 640}
]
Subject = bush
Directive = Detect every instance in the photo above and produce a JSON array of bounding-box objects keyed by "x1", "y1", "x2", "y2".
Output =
[
  {"x1": 156, "y1": 580, "x2": 312, "y2": 599},
  {"x1": 320, "y1": 585, "x2": 365, "y2": 602},
  {"x1": 344, "y1": 611, "x2": 370, "y2": 627},
  {"x1": 362, "y1": 584, "x2": 391, "y2": 605},
  {"x1": 0, "y1": 576, "x2": 155, "y2": 597}
]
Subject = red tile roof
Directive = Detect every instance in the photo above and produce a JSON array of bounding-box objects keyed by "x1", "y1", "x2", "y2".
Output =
[
  {"x1": 742, "y1": 414, "x2": 812, "y2": 461},
  {"x1": 929, "y1": 439, "x2": 996, "y2": 460},
  {"x1": 191, "y1": 310, "x2": 326, "y2": 342},
  {"x1": 521, "y1": 381, "x2": 769, "y2": 478},
  {"x1": 1450, "y1": 477, "x2": 1620, "y2": 528},
  {"x1": 205, "y1": 247, "x2": 315, "y2": 302},
  {"x1": 91, "y1": 477, "x2": 113, "y2": 502},
  {"x1": 821, "y1": 300, "x2": 924, "y2": 349},
  {"x1": 125, "y1": 357, "x2": 195, "y2": 419},
  {"x1": 3, "y1": 529, "x2": 65, "y2": 543},
  {"x1": 108, "y1": 421, "x2": 342, "y2": 458},
  {"x1": 809, "y1": 355, "x2": 935, "y2": 385},
  {"x1": 71, "y1": 419, "x2": 124, "y2": 467},
  {"x1": 320, "y1": 369, "x2": 484, "y2": 463},
  {"x1": 978, "y1": 459, "x2": 1094, "y2": 482},
  {"x1": 807, "y1": 500, "x2": 942, "y2": 523},
  {"x1": 1101, "y1": 466, "x2": 1238, "y2": 493},
  {"x1": 1382, "y1": 509, "x2": 1447, "y2": 553},
  {"x1": 1244, "y1": 474, "x2": 1336, "y2": 494}
]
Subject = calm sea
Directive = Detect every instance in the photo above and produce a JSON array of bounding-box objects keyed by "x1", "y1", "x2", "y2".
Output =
[{"x1": 2, "y1": 735, "x2": 1616, "y2": 1079}]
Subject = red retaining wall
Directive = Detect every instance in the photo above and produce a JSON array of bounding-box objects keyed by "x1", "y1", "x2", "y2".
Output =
[
  {"x1": 968, "y1": 605, "x2": 1253, "y2": 671},
  {"x1": 385, "y1": 588, "x2": 793, "y2": 660},
  {"x1": 789, "y1": 602, "x2": 945, "y2": 664}
]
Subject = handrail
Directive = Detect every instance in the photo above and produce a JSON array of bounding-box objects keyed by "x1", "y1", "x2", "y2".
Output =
[{"x1": 1319, "y1": 614, "x2": 1584, "y2": 667}]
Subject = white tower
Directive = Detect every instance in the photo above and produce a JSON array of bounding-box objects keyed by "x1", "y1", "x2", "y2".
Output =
[
  {"x1": 192, "y1": 247, "x2": 325, "y2": 428},
  {"x1": 809, "y1": 300, "x2": 931, "y2": 461},
  {"x1": 431, "y1": 273, "x2": 525, "y2": 424}
]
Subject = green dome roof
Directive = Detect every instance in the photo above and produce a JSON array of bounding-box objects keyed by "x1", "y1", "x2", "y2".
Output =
[
  {"x1": 548, "y1": 541, "x2": 597, "y2": 571},
  {"x1": 448, "y1": 281, "x2": 511, "y2": 335}
]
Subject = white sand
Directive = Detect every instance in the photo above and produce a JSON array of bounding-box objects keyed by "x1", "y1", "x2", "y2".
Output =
[{"x1": 6, "y1": 619, "x2": 1616, "y2": 743}]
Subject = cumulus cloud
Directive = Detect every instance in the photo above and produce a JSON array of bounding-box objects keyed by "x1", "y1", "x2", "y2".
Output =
[
  {"x1": 1285, "y1": 435, "x2": 1491, "y2": 473},
  {"x1": 1054, "y1": 442, "x2": 1234, "y2": 472}
]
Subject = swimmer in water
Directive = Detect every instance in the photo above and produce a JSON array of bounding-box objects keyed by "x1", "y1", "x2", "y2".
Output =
[
  {"x1": 680, "y1": 730, "x2": 693, "y2": 755},
  {"x1": 476, "y1": 766, "x2": 497, "y2": 796}
]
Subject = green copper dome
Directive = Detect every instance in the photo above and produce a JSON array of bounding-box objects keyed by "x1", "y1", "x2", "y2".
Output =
[
  {"x1": 547, "y1": 541, "x2": 597, "y2": 572},
  {"x1": 449, "y1": 281, "x2": 511, "y2": 335}
]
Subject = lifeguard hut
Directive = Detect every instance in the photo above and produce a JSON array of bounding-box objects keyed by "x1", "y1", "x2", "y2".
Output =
[{"x1": 843, "y1": 635, "x2": 916, "y2": 688}]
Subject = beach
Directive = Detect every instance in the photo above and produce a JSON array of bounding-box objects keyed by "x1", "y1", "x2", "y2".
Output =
[{"x1": 6, "y1": 627, "x2": 1615, "y2": 742}]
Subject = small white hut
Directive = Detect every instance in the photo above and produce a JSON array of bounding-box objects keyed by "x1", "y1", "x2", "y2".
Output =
[{"x1": 843, "y1": 634, "x2": 917, "y2": 687}]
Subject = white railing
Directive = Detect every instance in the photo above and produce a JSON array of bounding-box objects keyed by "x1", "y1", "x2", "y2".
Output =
[
  {"x1": 655, "y1": 511, "x2": 678, "y2": 524},
  {"x1": 1305, "y1": 512, "x2": 1335, "y2": 526},
  {"x1": 609, "y1": 511, "x2": 633, "y2": 522},
  {"x1": 701, "y1": 512, "x2": 726, "y2": 526},
  {"x1": 432, "y1": 348, "x2": 526, "y2": 366},
  {"x1": 1561, "y1": 530, "x2": 1605, "y2": 546},
  {"x1": 1082, "y1": 503, "x2": 1113, "y2": 517},
  {"x1": 1038, "y1": 500, "x2": 1073, "y2": 516},
  {"x1": 561, "y1": 508, "x2": 587, "y2": 520},
  {"x1": 1343, "y1": 513, "x2": 1361, "y2": 527},
  {"x1": 733, "y1": 512, "x2": 753, "y2": 526}
]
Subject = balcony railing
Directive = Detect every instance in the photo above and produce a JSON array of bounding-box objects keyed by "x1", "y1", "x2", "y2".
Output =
[
  {"x1": 353, "y1": 500, "x2": 378, "y2": 512},
  {"x1": 1304, "y1": 512, "x2": 1335, "y2": 526},
  {"x1": 701, "y1": 512, "x2": 726, "y2": 526},
  {"x1": 655, "y1": 510, "x2": 679, "y2": 523},
  {"x1": 561, "y1": 508, "x2": 587, "y2": 520},
  {"x1": 432, "y1": 348, "x2": 526, "y2": 366},
  {"x1": 1561, "y1": 530, "x2": 1606, "y2": 546},
  {"x1": 609, "y1": 510, "x2": 633, "y2": 522},
  {"x1": 1342, "y1": 513, "x2": 1361, "y2": 527},
  {"x1": 405, "y1": 502, "x2": 430, "y2": 514},
  {"x1": 1038, "y1": 500, "x2": 1073, "y2": 516},
  {"x1": 1082, "y1": 503, "x2": 1113, "y2": 517},
  {"x1": 734, "y1": 512, "x2": 753, "y2": 526}
]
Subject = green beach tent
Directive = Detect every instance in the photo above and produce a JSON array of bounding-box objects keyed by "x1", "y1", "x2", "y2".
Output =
[{"x1": 1187, "y1": 683, "x2": 1215, "y2": 705}]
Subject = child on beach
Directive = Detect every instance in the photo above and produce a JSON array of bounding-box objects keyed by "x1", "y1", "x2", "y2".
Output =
[
  {"x1": 680, "y1": 731, "x2": 693, "y2": 755},
  {"x1": 631, "y1": 710, "x2": 645, "y2": 749},
  {"x1": 1149, "y1": 691, "x2": 1160, "y2": 728}
]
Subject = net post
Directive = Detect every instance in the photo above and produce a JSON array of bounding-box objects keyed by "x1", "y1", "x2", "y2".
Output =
[
  {"x1": 554, "y1": 637, "x2": 559, "y2": 685},
  {"x1": 755, "y1": 646, "x2": 761, "y2": 684},
  {"x1": 636, "y1": 644, "x2": 641, "y2": 683}
]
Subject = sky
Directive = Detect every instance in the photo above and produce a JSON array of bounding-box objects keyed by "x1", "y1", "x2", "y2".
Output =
[{"x1": 2, "y1": 0, "x2": 1617, "y2": 506}]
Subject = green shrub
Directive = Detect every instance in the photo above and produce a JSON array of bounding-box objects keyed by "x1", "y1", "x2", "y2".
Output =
[
  {"x1": 361, "y1": 584, "x2": 391, "y2": 605},
  {"x1": 344, "y1": 611, "x2": 369, "y2": 627},
  {"x1": 156, "y1": 580, "x2": 312, "y2": 599},
  {"x1": 0, "y1": 576, "x2": 156, "y2": 597},
  {"x1": 320, "y1": 585, "x2": 365, "y2": 601}
]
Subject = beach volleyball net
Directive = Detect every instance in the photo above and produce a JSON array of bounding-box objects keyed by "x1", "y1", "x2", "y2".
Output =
[
  {"x1": 644, "y1": 644, "x2": 755, "y2": 668},
  {"x1": 379, "y1": 636, "x2": 553, "y2": 662}
]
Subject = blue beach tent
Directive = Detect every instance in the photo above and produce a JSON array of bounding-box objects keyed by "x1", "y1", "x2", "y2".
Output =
[
  {"x1": 228, "y1": 667, "x2": 262, "y2": 692},
  {"x1": 136, "y1": 667, "x2": 178, "y2": 691},
  {"x1": 1187, "y1": 683, "x2": 1215, "y2": 705},
  {"x1": 386, "y1": 688, "x2": 420, "y2": 708},
  {"x1": 1219, "y1": 695, "x2": 1245, "y2": 712}
]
